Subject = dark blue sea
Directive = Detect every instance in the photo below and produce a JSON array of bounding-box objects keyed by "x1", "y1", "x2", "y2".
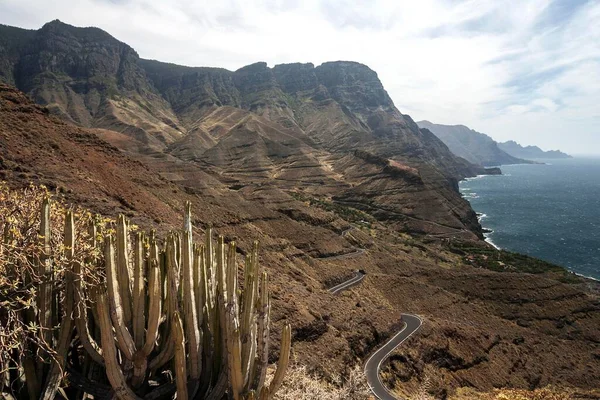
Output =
[{"x1": 459, "y1": 157, "x2": 600, "y2": 280}]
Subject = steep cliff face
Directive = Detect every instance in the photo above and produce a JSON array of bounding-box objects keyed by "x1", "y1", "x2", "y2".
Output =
[
  {"x1": 0, "y1": 20, "x2": 183, "y2": 149},
  {"x1": 0, "y1": 24, "x2": 35, "y2": 86},
  {"x1": 141, "y1": 59, "x2": 483, "y2": 175},
  {"x1": 0, "y1": 20, "x2": 487, "y2": 237},
  {"x1": 140, "y1": 60, "x2": 240, "y2": 119}
]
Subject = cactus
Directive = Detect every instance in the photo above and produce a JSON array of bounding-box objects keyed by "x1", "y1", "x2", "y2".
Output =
[
  {"x1": 172, "y1": 311, "x2": 188, "y2": 400},
  {"x1": 96, "y1": 288, "x2": 141, "y2": 400},
  {"x1": 40, "y1": 210, "x2": 77, "y2": 400},
  {"x1": 73, "y1": 220, "x2": 104, "y2": 366},
  {"x1": 37, "y1": 197, "x2": 53, "y2": 372},
  {"x1": 116, "y1": 215, "x2": 133, "y2": 328},
  {"x1": 1, "y1": 191, "x2": 292, "y2": 400}
]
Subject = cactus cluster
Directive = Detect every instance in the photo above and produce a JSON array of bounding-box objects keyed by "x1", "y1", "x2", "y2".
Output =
[{"x1": 0, "y1": 193, "x2": 291, "y2": 400}]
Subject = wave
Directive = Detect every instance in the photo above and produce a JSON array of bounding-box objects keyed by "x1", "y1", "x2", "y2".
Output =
[
  {"x1": 464, "y1": 175, "x2": 488, "y2": 182},
  {"x1": 484, "y1": 234, "x2": 501, "y2": 250},
  {"x1": 573, "y1": 271, "x2": 599, "y2": 282}
]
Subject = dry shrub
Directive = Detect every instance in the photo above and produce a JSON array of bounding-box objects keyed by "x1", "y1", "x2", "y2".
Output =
[
  {"x1": 0, "y1": 183, "x2": 104, "y2": 380},
  {"x1": 273, "y1": 364, "x2": 439, "y2": 400},
  {"x1": 452, "y1": 386, "x2": 579, "y2": 400},
  {"x1": 272, "y1": 364, "x2": 372, "y2": 400},
  {"x1": 408, "y1": 373, "x2": 435, "y2": 400}
]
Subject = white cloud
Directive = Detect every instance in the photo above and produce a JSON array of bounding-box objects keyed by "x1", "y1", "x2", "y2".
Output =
[{"x1": 0, "y1": 0, "x2": 598, "y2": 154}]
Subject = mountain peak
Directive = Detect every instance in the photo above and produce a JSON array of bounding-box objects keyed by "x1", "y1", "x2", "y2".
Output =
[
  {"x1": 43, "y1": 19, "x2": 65, "y2": 26},
  {"x1": 318, "y1": 60, "x2": 374, "y2": 70},
  {"x1": 235, "y1": 61, "x2": 269, "y2": 73},
  {"x1": 38, "y1": 18, "x2": 129, "y2": 48}
]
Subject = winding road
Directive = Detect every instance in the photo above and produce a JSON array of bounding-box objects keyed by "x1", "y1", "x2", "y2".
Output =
[
  {"x1": 327, "y1": 271, "x2": 366, "y2": 294},
  {"x1": 364, "y1": 314, "x2": 423, "y2": 400},
  {"x1": 326, "y1": 239, "x2": 423, "y2": 400}
]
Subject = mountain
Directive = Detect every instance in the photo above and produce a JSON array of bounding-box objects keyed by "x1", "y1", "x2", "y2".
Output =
[
  {"x1": 498, "y1": 140, "x2": 572, "y2": 159},
  {"x1": 0, "y1": 19, "x2": 494, "y2": 239},
  {"x1": 141, "y1": 59, "x2": 480, "y2": 177},
  {"x1": 2, "y1": 81, "x2": 599, "y2": 399},
  {"x1": 2, "y1": 21, "x2": 599, "y2": 398},
  {"x1": 417, "y1": 120, "x2": 531, "y2": 166},
  {"x1": 0, "y1": 20, "x2": 183, "y2": 149}
]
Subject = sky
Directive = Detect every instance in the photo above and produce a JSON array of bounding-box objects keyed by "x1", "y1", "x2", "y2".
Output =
[{"x1": 1, "y1": 0, "x2": 599, "y2": 155}]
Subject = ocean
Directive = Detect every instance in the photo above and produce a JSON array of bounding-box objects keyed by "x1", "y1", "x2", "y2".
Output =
[{"x1": 459, "y1": 157, "x2": 600, "y2": 280}]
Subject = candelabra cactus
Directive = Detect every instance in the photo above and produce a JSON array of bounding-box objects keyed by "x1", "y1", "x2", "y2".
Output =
[
  {"x1": 0, "y1": 190, "x2": 292, "y2": 400},
  {"x1": 0, "y1": 185, "x2": 292, "y2": 400},
  {"x1": 93, "y1": 203, "x2": 292, "y2": 400}
]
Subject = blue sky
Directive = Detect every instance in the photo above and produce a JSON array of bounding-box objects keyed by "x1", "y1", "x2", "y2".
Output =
[{"x1": 1, "y1": 0, "x2": 598, "y2": 154}]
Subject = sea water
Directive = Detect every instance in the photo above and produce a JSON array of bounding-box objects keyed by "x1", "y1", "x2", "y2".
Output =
[{"x1": 459, "y1": 157, "x2": 600, "y2": 280}]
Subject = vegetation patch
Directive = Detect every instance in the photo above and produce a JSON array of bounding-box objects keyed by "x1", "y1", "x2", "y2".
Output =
[
  {"x1": 289, "y1": 191, "x2": 375, "y2": 226},
  {"x1": 448, "y1": 240, "x2": 581, "y2": 283}
]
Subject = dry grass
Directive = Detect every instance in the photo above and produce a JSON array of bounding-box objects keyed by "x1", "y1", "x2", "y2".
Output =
[
  {"x1": 273, "y1": 364, "x2": 440, "y2": 400},
  {"x1": 271, "y1": 364, "x2": 373, "y2": 400},
  {"x1": 273, "y1": 365, "x2": 584, "y2": 400},
  {"x1": 451, "y1": 386, "x2": 591, "y2": 400}
]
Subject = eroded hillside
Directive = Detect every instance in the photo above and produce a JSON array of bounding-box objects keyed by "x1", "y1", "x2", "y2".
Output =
[
  {"x1": 1, "y1": 79, "x2": 599, "y2": 398},
  {"x1": 1, "y1": 20, "x2": 489, "y2": 239},
  {"x1": 1, "y1": 19, "x2": 598, "y2": 399}
]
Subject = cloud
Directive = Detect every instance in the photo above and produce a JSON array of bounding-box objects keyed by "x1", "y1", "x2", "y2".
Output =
[{"x1": 0, "y1": 0, "x2": 598, "y2": 154}]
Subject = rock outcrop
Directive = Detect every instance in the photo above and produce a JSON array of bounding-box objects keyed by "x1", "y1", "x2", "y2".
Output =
[{"x1": 1, "y1": 20, "x2": 183, "y2": 149}]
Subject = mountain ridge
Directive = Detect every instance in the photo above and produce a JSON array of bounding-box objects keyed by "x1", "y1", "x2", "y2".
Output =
[
  {"x1": 0, "y1": 19, "x2": 494, "y2": 239},
  {"x1": 499, "y1": 140, "x2": 572, "y2": 159},
  {"x1": 417, "y1": 120, "x2": 533, "y2": 166}
]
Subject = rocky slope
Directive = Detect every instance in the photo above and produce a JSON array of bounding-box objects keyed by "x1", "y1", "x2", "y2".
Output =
[
  {"x1": 1, "y1": 76, "x2": 599, "y2": 400},
  {"x1": 499, "y1": 140, "x2": 572, "y2": 159},
  {"x1": 417, "y1": 121, "x2": 531, "y2": 166},
  {"x1": 1, "y1": 20, "x2": 598, "y2": 398},
  {"x1": 142, "y1": 59, "x2": 481, "y2": 179},
  {"x1": 0, "y1": 20, "x2": 183, "y2": 149},
  {"x1": 0, "y1": 20, "x2": 491, "y2": 239}
]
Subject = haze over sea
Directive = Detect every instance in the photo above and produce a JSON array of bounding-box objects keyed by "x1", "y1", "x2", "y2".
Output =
[{"x1": 460, "y1": 157, "x2": 600, "y2": 280}]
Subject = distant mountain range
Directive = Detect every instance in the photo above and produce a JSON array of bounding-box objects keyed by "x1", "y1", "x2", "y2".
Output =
[
  {"x1": 416, "y1": 121, "x2": 531, "y2": 166},
  {"x1": 497, "y1": 140, "x2": 572, "y2": 160},
  {"x1": 417, "y1": 121, "x2": 571, "y2": 166}
]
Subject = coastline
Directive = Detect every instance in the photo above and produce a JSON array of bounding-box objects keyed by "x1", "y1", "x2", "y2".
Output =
[
  {"x1": 574, "y1": 271, "x2": 599, "y2": 282},
  {"x1": 476, "y1": 209, "x2": 598, "y2": 283},
  {"x1": 477, "y1": 212, "x2": 500, "y2": 250},
  {"x1": 460, "y1": 161, "x2": 600, "y2": 282}
]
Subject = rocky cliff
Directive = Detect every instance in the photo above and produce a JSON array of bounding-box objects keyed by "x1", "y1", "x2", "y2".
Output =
[
  {"x1": 0, "y1": 20, "x2": 183, "y2": 148},
  {"x1": 417, "y1": 120, "x2": 532, "y2": 166},
  {"x1": 0, "y1": 20, "x2": 491, "y2": 239}
]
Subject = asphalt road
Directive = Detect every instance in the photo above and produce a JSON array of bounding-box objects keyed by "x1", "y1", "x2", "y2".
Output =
[
  {"x1": 364, "y1": 314, "x2": 423, "y2": 400},
  {"x1": 327, "y1": 271, "x2": 366, "y2": 294},
  {"x1": 326, "y1": 229, "x2": 423, "y2": 399}
]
